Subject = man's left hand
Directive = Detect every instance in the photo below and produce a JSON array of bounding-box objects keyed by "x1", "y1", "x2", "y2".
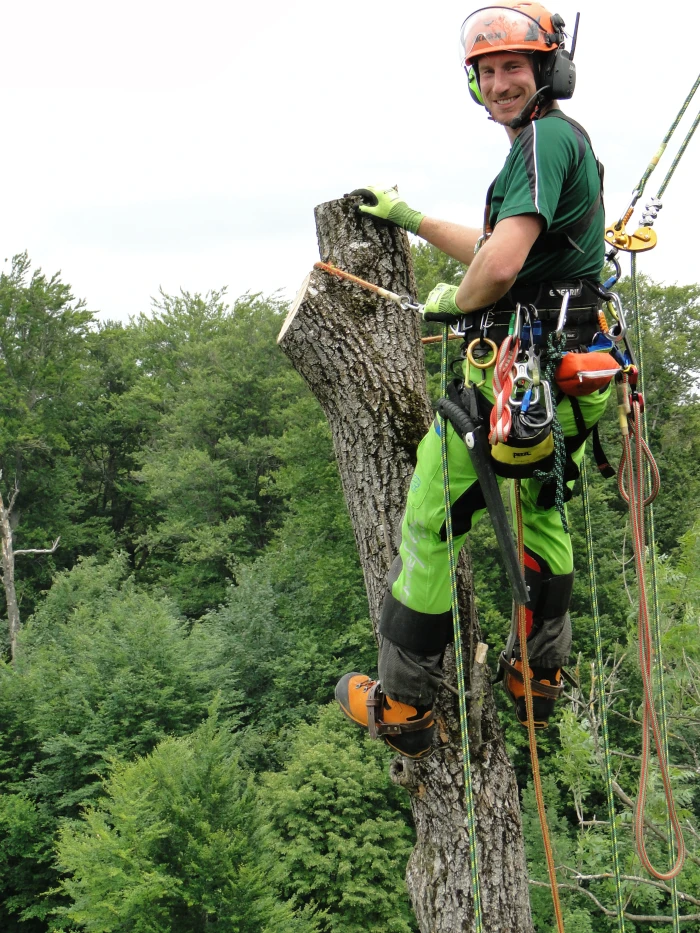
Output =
[{"x1": 423, "y1": 283, "x2": 464, "y2": 322}]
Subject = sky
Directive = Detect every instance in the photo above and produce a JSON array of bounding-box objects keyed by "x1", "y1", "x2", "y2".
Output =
[{"x1": 1, "y1": 0, "x2": 698, "y2": 323}]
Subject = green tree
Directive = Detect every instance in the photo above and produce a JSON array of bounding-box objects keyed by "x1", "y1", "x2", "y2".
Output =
[
  {"x1": 0, "y1": 555, "x2": 221, "y2": 930},
  {"x1": 56, "y1": 711, "x2": 317, "y2": 932},
  {"x1": 262, "y1": 704, "x2": 418, "y2": 933},
  {"x1": 0, "y1": 253, "x2": 94, "y2": 643},
  {"x1": 126, "y1": 288, "x2": 306, "y2": 614},
  {"x1": 190, "y1": 392, "x2": 374, "y2": 767}
]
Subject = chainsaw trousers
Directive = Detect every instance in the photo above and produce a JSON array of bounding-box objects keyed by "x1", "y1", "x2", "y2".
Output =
[{"x1": 377, "y1": 363, "x2": 612, "y2": 708}]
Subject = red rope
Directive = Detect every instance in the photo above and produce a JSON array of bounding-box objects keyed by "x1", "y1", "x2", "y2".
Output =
[
  {"x1": 617, "y1": 377, "x2": 685, "y2": 880},
  {"x1": 489, "y1": 335, "x2": 519, "y2": 445}
]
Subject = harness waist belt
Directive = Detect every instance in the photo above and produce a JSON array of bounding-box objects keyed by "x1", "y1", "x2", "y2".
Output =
[
  {"x1": 494, "y1": 278, "x2": 605, "y2": 313},
  {"x1": 461, "y1": 306, "x2": 599, "y2": 335}
]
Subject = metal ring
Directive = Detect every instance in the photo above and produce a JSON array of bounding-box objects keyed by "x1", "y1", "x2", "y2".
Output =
[{"x1": 467, "y1": 337, "x2": 498, "y2": 370}]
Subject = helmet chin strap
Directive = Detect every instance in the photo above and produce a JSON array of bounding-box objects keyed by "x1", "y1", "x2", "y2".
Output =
[{"x1": 508, "y1": 87, "x2": 551, "y2": 130}]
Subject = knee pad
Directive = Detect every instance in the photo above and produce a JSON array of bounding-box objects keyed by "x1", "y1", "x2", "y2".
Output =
[
  {"x1": 378, "y1": 588, "x2": 453, "y2": 656},
  {"x1": 525, "y1": 551, "x2": 574, "y2": 621}
]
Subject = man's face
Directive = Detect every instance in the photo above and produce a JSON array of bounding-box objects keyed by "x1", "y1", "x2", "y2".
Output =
[{"x1": 476, "y1": 52, "x2": 537, "y2": 125}]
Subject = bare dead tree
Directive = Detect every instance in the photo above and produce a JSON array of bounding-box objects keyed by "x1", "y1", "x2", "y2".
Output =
[
  {"x1": 0, "y1": 472, "x2": 60, "y2": 662},
  {"x1": 278, "y1": 197, "x2": 533, "y2": 932}
]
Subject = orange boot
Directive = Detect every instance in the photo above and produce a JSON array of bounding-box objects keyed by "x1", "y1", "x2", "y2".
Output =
[
  {"x1": 335, "y1": 672, "x2": 435, "y2": 759},
  {"x1": 500, "y1": 654, "x2": 565, "y2": 728}
]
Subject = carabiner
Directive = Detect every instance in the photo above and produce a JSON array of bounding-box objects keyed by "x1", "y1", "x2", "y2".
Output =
[
  {"x1": 467, "y1": 337, "x2": 498, "y2": 370},
  {"x1": 509, "y1": 303, "x2": 523, "y2": 339},
  {"x1": 605, "y1": 292, "x2": 628, "y2": 343},
  {"x1": 399, "y1": 295, "x2": 423, "y2": 314},
  {"x1": 555, "y1": 291, "x2": 570, "y2": 337}
]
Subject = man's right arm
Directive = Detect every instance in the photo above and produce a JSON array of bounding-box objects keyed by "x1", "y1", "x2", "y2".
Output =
[
  {"x1": 414, "y1": 216, "x2": 483, "y2": 266},
  {"x1": 352, "y1": 185, "x2": 482, "y2": 266}
]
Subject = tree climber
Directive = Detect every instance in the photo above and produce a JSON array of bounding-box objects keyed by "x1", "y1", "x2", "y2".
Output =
[{"x1": 337, "y1": 1, "x2": 616, "y2": 758}]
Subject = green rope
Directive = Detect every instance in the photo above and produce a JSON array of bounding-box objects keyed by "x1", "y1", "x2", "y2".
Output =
[
  {"x1": 621, "y1": 73, "x2": 700, "y2": 220},
  {"x1": 533, "y1": 331, "x2": 569, "y2": 532},
  {"x1": 439, "y1": 325, "x2": 483, "y2": 932},
  {"x1": 630, "y1": 254, "x2": 681, "y2": 931},
  {"x1": 581, "y1": 457, "x2": 626, "y2": 933},
  {"x1": 657, "y1": 109, "x2": 700, "y2": 199}
]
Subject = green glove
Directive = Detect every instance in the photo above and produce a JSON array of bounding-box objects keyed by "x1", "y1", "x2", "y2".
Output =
[
  {"x1": 422, "y1": 283, "x2": 464, "y2": 322},
  {"x1": 349, "y1": 185, "x2": 425, "y2": 235}
]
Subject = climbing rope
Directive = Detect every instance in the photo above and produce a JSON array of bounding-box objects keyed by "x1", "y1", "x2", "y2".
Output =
[
  {"x1": 609, "y1": 73, "x2": 699, "y2": 236},
  {"x1": 581, "y1": 456, "x2": 626, "y2": 933},
  {"x1": 655, "y1": 109, "x2": 700, "y2": 200},
  {"x1": 616, "y1": 370, "x2": 686, "y2": 881},
  {"x1": 439, "y1": 325, "x2": 484, "y2": 933},
  {"x1": 599, "y1": 76, "x2": 699, "y2": 900},
  {"x1": 513, "y1": 479, "x2": 565, "y2": 933},
  {"x1": 489, "y1": 332, "x2": 520, "y2": 444},
  {"x1": 629, "y1": 256, "x2": 685, "y2": 915}
]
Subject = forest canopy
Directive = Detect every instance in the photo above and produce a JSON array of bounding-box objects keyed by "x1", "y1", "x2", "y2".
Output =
[{"x1": 0, "y1": 248, "x2": 699, "y2": 931}]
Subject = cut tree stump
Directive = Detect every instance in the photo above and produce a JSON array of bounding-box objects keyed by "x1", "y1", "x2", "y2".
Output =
[{"x1": 278, "y1": 196, "x2": 534, "y2": 933}]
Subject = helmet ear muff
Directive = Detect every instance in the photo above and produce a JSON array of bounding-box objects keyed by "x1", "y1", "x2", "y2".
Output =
[
  {"x1": 466, "y1": 64, "x2": 484, "y2": 106},
  {"x1": 539, "y1": 47, "x2": 576, "y2": 100}
]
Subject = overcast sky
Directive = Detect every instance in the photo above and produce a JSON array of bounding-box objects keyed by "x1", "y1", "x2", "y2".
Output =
[{"x1": 1, "y1": 1, "x2": 698, "y2": 322}]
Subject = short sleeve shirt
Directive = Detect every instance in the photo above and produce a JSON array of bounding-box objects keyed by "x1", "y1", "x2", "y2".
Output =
[{"x1": 488, "y1": 111, "x2": 604, "y2": 285}]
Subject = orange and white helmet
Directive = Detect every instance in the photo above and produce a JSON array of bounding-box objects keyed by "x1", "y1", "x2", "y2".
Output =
[{"x1": 459, "y1": 2, "x2": 564, "y2": 67}]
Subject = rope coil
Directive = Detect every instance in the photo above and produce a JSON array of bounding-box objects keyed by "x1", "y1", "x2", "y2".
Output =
[
  {"x1": 617, "y1": 374, "x2": 686, "y2": 881},
  {"x1": 489, "y1": 334, "x2": 520, "y2": 444}
]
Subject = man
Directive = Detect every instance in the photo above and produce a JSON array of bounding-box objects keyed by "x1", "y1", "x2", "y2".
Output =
[{"x1": 336, "y1": 1, "x2": 613, "y2": 758}]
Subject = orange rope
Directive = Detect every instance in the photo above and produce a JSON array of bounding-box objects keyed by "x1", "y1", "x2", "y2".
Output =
[
  {"x1": 421, "y1": 333, "x2": 463, "y2": 344},
  {"x1": 314, "y1": 261, "x2": 405, "y2": 306},
  {"x1": 514, "y1": 480, "x2": 566, "y2": 933},
  {"x1": 617, "y1": 377, "x2": 686, "y2": 880}
]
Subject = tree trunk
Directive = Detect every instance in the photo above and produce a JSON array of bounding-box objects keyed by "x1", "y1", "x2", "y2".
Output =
[
  {"x1": 278, "y1": 197, "x2": 534, "y2": 932},
  {"x1": 0, "y1": 488, "x2": 21, "y2": 662}
]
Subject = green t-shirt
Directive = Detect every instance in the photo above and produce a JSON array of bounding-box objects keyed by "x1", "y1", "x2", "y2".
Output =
[{"x1": 488, "y1": 110, "x2": 604, "y2": 285}]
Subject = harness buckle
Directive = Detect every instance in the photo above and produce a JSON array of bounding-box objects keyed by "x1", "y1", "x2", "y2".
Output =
[
  {"x1": 449, "y1": 316, "x2": 474, "y2": 338},
  {"x1": 480, "y1": 309, "x2": 495, "y2": 334}
]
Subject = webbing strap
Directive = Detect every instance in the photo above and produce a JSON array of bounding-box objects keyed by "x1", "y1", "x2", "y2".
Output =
[
  {"x1": 439, "y1": 326, "x2": 483, "y2": 932},
  {"x1": 483, "y1": 110, "x2": 604, "y2": 255}
]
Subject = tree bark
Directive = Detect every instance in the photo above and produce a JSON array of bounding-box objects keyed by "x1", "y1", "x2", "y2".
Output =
[
  {"x1": 278, "y1": 197, "x2": 534, "y2": 932},
  {"x1": 0, "y1": 486, "x2": 22, "y2": 662},
  {"x1": 0, "y1": 475, "x2": 60, "y2": 662}
]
